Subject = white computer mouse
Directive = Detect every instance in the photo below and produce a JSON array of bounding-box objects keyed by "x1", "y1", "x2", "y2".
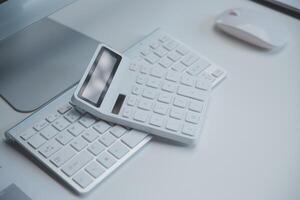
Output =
[{"x1": 215, "y1": 8, "x2": 287, "y2": 50}]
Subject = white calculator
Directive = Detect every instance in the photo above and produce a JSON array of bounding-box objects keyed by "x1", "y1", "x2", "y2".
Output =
[{"x1": 72, "y1": 44, "x2": 211, "y2": 144}]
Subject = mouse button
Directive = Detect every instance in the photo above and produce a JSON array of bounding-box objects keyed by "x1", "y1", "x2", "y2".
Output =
[{"x1": 238, "y1": 24, "x2": 271, "y2": 43}]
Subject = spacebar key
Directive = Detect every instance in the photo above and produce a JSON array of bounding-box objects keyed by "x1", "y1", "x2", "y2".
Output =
[{"x1": 61, "y1": 150, "x2": 93, "y2": 177}]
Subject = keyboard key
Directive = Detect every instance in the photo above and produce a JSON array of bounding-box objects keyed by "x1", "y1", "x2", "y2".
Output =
[
  {"x1": 180, "y1": 74, "x2": 196, "y2": 86},
  {"x1": 79, "y1": 114, "x2": 96, "y2": 128},
  {"x1": 39, "y1": 139, "x2": 62, "y2": 158},
  {"x1": 153, "y1": 102, "x2": 169, "y2": 115},
  {"x1": 158, "y1": 92, "x2": 173, "y2": 104},
  {"x1": 121, "y1": 130, "x2": 148, "y2": 148},
  {"x1": 50, "y1": 146, "x2": 76, "y2": 167},
  {"x1": 142, "y1": 87, "x2": 157, "y2": 99},
  {"x1": 182, "y1": 123, "x2": 197, "y2": 136},
  {"x1": 57, "y1": 103, "x2": 72, "y2": 114},
  {"x1": 177, "y1": 85, "x2": 207, "y2": 101},
  {"x1": 52, "y1": 117, "x2": 70, "y2": 131},
  {"x1": 162, "y1": 81, "x2": 177, "y2": 93},
  {"x1": 108, "y1": 141, "x2": 129, "y2": 159},
  {"x1": 64, "y1": 109, "x2": 81, "y2": 122},
  {"x1": 61, "y1": 150, "x2": 93, "y2": 177},
  {"x1": 97, "y1": 152, "x2": 117, "y2": 169},
  {"x1": 20, "y1": 128, "x2": 36, "y2": 140},
  {"x1": 85, "y1": 161, "x2": 105, "y2": 178},
  {"x1": 150, "y1": 65, "x2": 166, "y2": 78},
  {"x1": 133, "y1": 109, "x2": 148, "y2": 122},
  {"x1": 171, "y1": 62, "x2": 186, "y2": 72},
  {"x1": 109, "y1": 125, "x2": 127, "y2": 138},
  {"x1": 99, "y1": 132, "x2": 116, "y2": 147},
  {"x1": 88, "y1": 141, "x2": 105, "y2": 156},
  {"x1": 46, "y1": 112, "x2": 60, "y2": 123},
  {"x1": 33, "y1": 119, "x2": 48, "y2": 131},
  {"x1": 189, "y1": 100, "x2": 204, "y2": 113},
  {"x1": 149, "y1": 114, "x2": 165, "y2": 127},
  {"x1": 170, "y1": 107, "x2": 185, "y2": 120},
  {"x1": 165, "y1": 70, "x2": 180, "y2": 82},
  {"x1": 67, "y1": 122, "x2": 85, "y2": 136},
  {"x1": 186, "y1": 111, "x2": 201, "y2": 124},
  {"x1": 154, "y1": 46, "x2": 168, "y2": 57},
  {"x1": 181, "y1": 53, "x2": 199, "y2": 66},
  {"x1": 166, "y1": 119, "x2": 181, "y2": 132},
  {"x1": 93, "y1": 121, "x2": 111, "y2": 134},
  {"x1": 144, "y1": 52, "x2": 159, "y2": 64},
  {"x1": 167, "y1": 51, "x2": 181, "y2": 61},
  {"x1": 146, "y1": 77, "x2": 161, "y2": 88},
  {"x1": 73, "y1": 171, "x2": 93, "y2": 188},
  {"x1": 56, "y1": 130, "x2": 73, "y2": 145},
  {"x1": 138, "y1": 98, "x2": 153, "y2": 110},
  {"x1": 82, "y1": 128, "x2": 99, "y2": 142},
  {"x1": 132, "y1": 85, "x2": 143, "y2": 95},
  {"x1": 40, "y1": 125, "x2": 59, "y2": 140},
  {"x1": 71, "y1": 137, "x2": 88, "y2": 151},
  {"x1": 122, "y1": 106, "x2": 133, "y2": 118},
  {"x1": 136, "y1": 74, "x2": 148, "y2": 85},
  {"x1": 173, "y1": 96, "x2": 188, "y2": 108},
  {"x1": 28, "y1": 134, "x2": 46, "y2": 149}
]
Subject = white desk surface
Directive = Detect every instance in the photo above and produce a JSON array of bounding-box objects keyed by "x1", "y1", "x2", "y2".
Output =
[{"x1": 1, "y1": 0, "x2": 300, "y2": 199}]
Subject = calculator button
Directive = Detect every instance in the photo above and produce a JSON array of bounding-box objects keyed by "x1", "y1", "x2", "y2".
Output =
[
  {"x1": 129, "y1": 62, "x2": 139, "y2": 71},
  {"x1": 182, "y1": 123, "x2": 197, "y2": 136},
  {"x1": 186, "y1": 111, "x2": 201, "y2": 124},
  {"x1": 166, "y1": 119, "x2": 181, "y2": 132},
  {"x1": 177, "y1": 85, "x2": 206, "y2": 101},
  {"x1": 132, "y1": 85, "x2": 143, "y2": 95},
  {"x1": 170, "y1": 107, "x2": 185, "y2": 120},
  {"x1": 136, "y1": 74, "x2": 148, "y2": 85},
  {"x1": 173, "y1": 96, "x2": 188, "y2": 108},
  {"x1": 162, "y1": 81, "x2": 177, "y2": 93},
  {"x1": 159, "y1": 57, "x2": 173, "y2": 68},
  {"x1": 133, "y1": 109, "x2": 148, "y2": 122},
  {"x1": 175, "y1": 45, "x2": 189, "y2": 55},
  {"x1": 180, "y1": 74, "x2": 196, "y2": 86},
  {"x1": 212, "y1": 68, "x2": 224, "y2": 78},
  {"x1": 189, "y1": 100, "x2": 203, "y2": 113},
  {"x1": 140, "y1": 64, "x2": 151, "y2": 74},
  {"x1": 144, "y1": 52, "x2": 160, "y2": 64},
  {"x1": 165, "y1": 70, "x2": 180, "y2": 82},
  {"x1": 153, "y1": 102, "x2": 169, "y2": 115},
  {"x1": 150, "y1": 40, "x2": 160, "y2": 49},
  {"x1": 186, "y1": 61, "x2": 209, "y2": 76},
  {"x1": 150, "y1": 65, "x2": 166, "y2": 78},
  {"x1": 158, "y1": 35, "x2": 170, "y2": 43},
  {"x1": 142, "y1": 87, "x2": 157, "y2": 99},
  {"x1": 163, "y1": 40, "x2": 178, "y2": 51},
  {"x1": 127, "y1": 95, "x2": 138, "y2": 106},
  {"x1": 158, "y1": 92, "x2": 173, "y2": 104},
  {"x1": 122, "y1": 106, "x2": 133, "y2": 118},
  {"x1": 167, "y1": 51, "x2": 182, "y2": 62},
  {"x1": 154, "y1": 46, "x2": 168, "y2": 57},
  {"x1": 181, "y1": 53, "x2": 199, "y2": 66},
  {"x1": 195, "y1": 79, "x2": 211, "y2": 91},
  {"x1": 171, "y1": 62, "x2": 186, "y2": 72},
  {"x1": 138, "y1": 98, "x2": 153, "y2": 111},
  {"x1": 146, "y1": 77, "x2": 161, "y2": 88},
  {"x1": 149, "y1": 114, "x2": 165, "y2": 127}
]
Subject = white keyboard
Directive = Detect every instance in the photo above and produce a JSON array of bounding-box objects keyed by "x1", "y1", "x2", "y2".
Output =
[{"x1": 5, "y1": 28, "x2": 226, "y2": 194}]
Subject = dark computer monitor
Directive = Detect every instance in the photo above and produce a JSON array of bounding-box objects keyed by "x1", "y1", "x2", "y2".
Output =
[{"x1": 0, "y1": 0, "x2": 99, "y2": 112}]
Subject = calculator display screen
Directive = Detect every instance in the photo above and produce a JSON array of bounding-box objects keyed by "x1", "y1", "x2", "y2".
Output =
[{"x1": 79, "y1": 47, "x2": 122, "y2": 107}]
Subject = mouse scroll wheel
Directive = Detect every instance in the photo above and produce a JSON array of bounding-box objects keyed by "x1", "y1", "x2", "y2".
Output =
[{"x1": 229, "y1": 10, "x2": 239, "y2": 16}]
